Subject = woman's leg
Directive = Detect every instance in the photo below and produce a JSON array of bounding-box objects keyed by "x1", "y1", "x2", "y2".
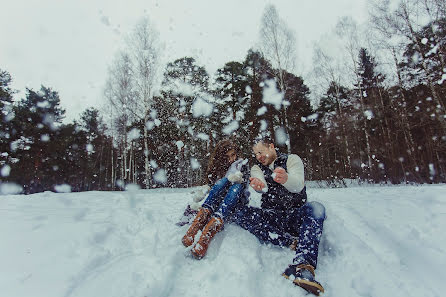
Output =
[
  {"x1": 201, "y1": 178, "x2": 230, "y2": 212},
  {"x1": 191, "y1": 183, "x2": 243, "y2": 259},
  {"x1": 214, "y1": 183, "x2": 244, "y2": 219}
]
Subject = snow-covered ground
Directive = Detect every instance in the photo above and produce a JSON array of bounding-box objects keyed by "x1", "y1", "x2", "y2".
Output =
[{"x1": 1, "y1": 184, "x2": 445, "y2": 297}]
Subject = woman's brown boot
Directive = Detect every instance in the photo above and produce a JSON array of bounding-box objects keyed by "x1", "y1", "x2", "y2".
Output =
[
  {"x1": 181, "y1": 208, "x2": 212, "y2": 247},
  {"x1": 191, "y1": 216, "x2": 224, "y2": 259}
]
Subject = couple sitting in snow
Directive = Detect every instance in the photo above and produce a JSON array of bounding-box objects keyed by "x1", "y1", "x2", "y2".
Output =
[{"x1": 180, "y1": 137, "x2": 326, "y2": 296}]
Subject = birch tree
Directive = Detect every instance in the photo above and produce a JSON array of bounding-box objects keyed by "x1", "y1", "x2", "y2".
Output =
[
  {"x1": 126, "y1": 16, "x2": 161, "y2": 188},
  {"x1": 104, "y1": 51, "x2": 135, "y2": 185},
  {"x1": 259, "y1": 4, "x2": 297, "y2": 153},
  {"x1": 371, "y1": 0, "x2": 446, "y2": 130}
]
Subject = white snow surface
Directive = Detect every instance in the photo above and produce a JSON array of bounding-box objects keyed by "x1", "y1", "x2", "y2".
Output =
[{"x1": 1, "y1": 185, "x2": 445, "y2": 297}]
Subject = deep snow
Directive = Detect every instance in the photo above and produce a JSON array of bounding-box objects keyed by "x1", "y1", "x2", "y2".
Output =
[{"x1": 1, "y1": 184, "x2": 445, "y2": 297}]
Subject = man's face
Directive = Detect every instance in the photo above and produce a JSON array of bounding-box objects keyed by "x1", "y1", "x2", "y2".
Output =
[{"x1": 253, "y1": 143, "x2": 276, "y2": 166}]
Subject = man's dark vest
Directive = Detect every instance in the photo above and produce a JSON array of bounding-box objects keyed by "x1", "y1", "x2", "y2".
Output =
[{"x1": 258, "y1": 153, "x2": 307, "y2": 211}]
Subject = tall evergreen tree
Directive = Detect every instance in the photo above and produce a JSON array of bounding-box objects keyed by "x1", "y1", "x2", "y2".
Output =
[
  {"x1": 9, "y1": 86, "x2": 65, "y2": 193},
  {"x1": 0, "y1": 69, "x2": 15, "y2": 168}
]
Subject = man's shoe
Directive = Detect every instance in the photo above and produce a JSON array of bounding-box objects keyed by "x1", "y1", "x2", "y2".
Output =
[{"x1": 283, "y1": 263, "x2": 324, "y2": 296}]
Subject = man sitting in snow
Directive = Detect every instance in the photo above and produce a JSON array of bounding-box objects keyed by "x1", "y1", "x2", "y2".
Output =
[{"x1": 233, "y1": 136, "x2": 326, "y2": 296}]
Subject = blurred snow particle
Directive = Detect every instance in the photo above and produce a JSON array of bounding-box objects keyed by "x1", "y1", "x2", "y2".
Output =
[
  {"x1": 171, "y1": 81, "x2": 194, "y2": 97},
  {"x1": 364, "y1": 110, "x2": 374, "y2": 120},
  {"x1": 154, "y1": 169, "x2": 167, "y2": 184},
  {"x1": 146, "y1": 121, "x2": 155, "y2": 130},
  {"x1": 128, "y1": 128, "x2": 140, "y2": 141},
  {"x1": 41, "y1": 134, "x2": 50, "y2": 142},
  {"x1": 429, "y1": 163, "x2": 436, "y2": 177},
  {"x1": 43, "y1": 114, "x2": 57, "y2": 130},
  {"x1": 268, "y1": 232, "x2": 279, "y2": 239},
  {"x1": 176, "y1": 140, "x2": 184, "y2": 150},
  {"x1": 257, "y1": 106, "x2": 267, "y2": 116},
  {"x1": 37, "y1": 100, "x2": 49, "y2": 108},
  {"x1": 116, "y1": 179, "x2": 125, "y2": 189},
  {"x1": 275, "y1": 127, "x2": 287, "y2": 145},
  {"x1": 100, "y1": 15, "x2": 111, "y2": 26},
  {"x1": 0, "y1": 182, "x2": 22, "y2": 195},
  {"x1": 261, "y1": 79, "x2": 284, "y2": 110},
  {"x1": 260, "y1": 120, "x2": 267, "y2": 131},
  {"x1": 154, "y1": 119, "x2": 161, "y2": 126},
  {"x1": 438, "y1": 74, "x2": 446, "y2": 85},
  {"x1": 54, "y1": 184, "x2": 72, "y2": 193},
  {"x1": 1, "y1": 165, "x2": 11, "y2": 177},
  {"x1": 86, "y1": 144, "x2": 94, "y2": 152},
  {"x1": 197, "y1": 133, "x2": 209, "y2": 141},
  {"x1": 125, "y1": 184, "x2": 141, "y2": 191},
  {"x1": 245, "y1": 85, "x2": 252, "y2": 94},
  {"x1": 191, "y1": 97, "x2": 214, "y2": 117},
  {"x1": 190, "y1": 158, "x2": 200, "y2": 170},
  {"x1": 421, "y1": 37, "x2": 428, "y2": 45},
  {"x1": 150, "y1": 160, "x2": 158, "y2": 169},
  {"x1": 222, "y1": 120, "x2": 239, "y2": 135},
  {"x1": 4, "y1": 111, "x2": 14, "y2": 122}
]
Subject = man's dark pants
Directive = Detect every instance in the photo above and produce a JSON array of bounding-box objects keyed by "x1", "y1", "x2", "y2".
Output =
[{"x1": 232, "y1": 201, "x2": 326, "y2": 268}]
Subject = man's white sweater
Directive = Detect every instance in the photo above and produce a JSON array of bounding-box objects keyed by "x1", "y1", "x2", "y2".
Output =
[{"x1": 250, "y1": 154, "x2": 305, "y2": 193}]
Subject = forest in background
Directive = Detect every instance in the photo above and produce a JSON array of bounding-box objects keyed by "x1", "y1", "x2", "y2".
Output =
[{"x1": 0, "y1": 0, "x2": 445, "y2": 193}]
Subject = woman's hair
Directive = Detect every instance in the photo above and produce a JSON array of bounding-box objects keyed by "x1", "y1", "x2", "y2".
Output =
[{"x1": 206, "y1": 139, "x2": 238, "y2": 185}]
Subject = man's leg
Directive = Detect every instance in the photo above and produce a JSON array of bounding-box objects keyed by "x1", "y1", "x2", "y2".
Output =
[
  {"x1": 233, "y1": 206, "x2": 294, "y2": 247},
  {"x1": 283, "y1": 201, "x2": 326, "y2": 296},
  {"x1": 289, "y1": 201, "x2": 326, "y2": 268}
]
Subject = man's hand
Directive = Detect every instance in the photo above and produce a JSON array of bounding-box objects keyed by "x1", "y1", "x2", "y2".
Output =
[
  {"x1": 272, "y1": 167, "x2": 288, "y2": 184},
  {"x1": 250, "y1": 177, "x2": 265, "y2": 191}
]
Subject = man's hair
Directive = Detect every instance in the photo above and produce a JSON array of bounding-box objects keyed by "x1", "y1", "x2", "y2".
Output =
[{"x1": 253, "y1": 135, "x2": 274, "y2": 146}]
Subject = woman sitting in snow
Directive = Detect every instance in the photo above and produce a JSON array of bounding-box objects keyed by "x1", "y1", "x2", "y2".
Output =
[
  {"x1": 176, "y1": 139, "x2": 247, "y2": 224},
  {"x1": 181, "y1": 139, "x2": 250, "y2": 259}
]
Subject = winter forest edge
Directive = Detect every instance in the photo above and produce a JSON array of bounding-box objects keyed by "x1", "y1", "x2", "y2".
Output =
[{"x1": 1, "y1": 1, "x2": 445, "y2": 194}]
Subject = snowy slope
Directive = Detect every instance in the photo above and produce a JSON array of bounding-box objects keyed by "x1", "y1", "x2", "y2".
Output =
[{"x1": 1, "y1": 185, "x2": 445, "y2": 297}]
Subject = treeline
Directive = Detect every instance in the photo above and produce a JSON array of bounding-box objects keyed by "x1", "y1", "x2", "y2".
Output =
[
  {"x1": 0, "y1": 1, "x2": 445, "y2": 193},
  {"x1": 0, "y1": 80, "x2": 113, "y2": 193}
]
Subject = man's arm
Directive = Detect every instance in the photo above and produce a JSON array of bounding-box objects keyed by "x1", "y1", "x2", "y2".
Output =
[
  {"x1": 282, "y1": 154, "x2": 305, "y2": 193},
  {"x1": 250, "y1": 164, "x2": 268, "y2": 192}
]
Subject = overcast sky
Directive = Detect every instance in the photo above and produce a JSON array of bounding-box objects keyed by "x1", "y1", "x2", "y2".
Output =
[{"x1": 0, "y1": 0, "x2": 368, "y2": 122}]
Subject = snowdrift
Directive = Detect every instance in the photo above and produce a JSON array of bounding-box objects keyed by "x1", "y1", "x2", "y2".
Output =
[{"x1": 1, "y1": 185, "x2": 445, "y2": 297}]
